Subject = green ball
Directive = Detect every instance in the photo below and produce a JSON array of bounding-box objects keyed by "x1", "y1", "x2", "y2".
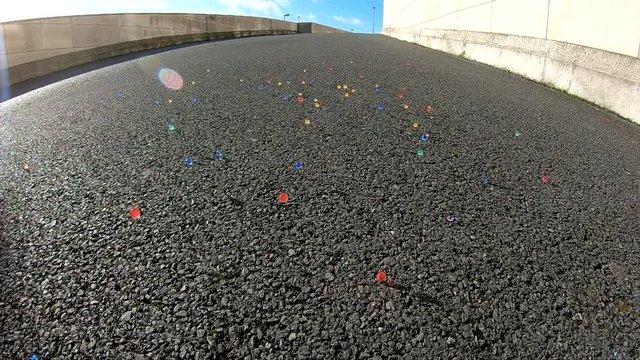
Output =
[{"x1": 417, "y1": 149, "x2": 425, "y2": 157}]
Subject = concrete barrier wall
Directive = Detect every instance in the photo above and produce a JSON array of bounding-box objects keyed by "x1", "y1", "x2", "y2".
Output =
[
  {"x1": 0, "y1": 13, "x2": 342, "y2": 87},
  {"x1": 383, "y1": 0, "x2": 640, "y2": 125}
]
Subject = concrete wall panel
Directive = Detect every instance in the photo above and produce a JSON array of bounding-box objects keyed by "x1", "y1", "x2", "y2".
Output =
[
  {"x1": 547, "y1": 0, "x2": 640, "y2": 57},
  {"x1": 491, "y1": 0, "x2": 547, "y2": 38},
  {"x1": 72, "y1": 15, "x2": 120, "y2": 26},
  {"x1": 72, "y1": 24, "x2": 120, "y2": 48},
  {"x1": 4, "y1": 23, "x2": 43, "y2": 53},
  {"x1": 42, "y1": 24, "x2": 73, "y2": 49},
  {"x1": 457, "y1": 0, "x2": 492, "y2": 32}
]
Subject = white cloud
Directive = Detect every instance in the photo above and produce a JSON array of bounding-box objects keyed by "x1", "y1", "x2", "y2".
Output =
[
  {"x1": 333, "y1": 15, "x2": 363, "y2": 25},
  {"x1": 307, "y1": 12, "x2": 316, "y2": 20},
  {"x1": 217, "y1": 0, "x2": 291, "y2": 17}
]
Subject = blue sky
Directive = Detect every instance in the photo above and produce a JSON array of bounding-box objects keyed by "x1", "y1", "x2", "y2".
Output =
[{"x1": 0, "y1": 0, "x2": 383, "y2": 33}]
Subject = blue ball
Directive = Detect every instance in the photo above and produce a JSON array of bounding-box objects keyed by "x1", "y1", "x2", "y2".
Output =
[
  {"x1": 294, "y1": 161, "x2": 303, "y2": 171},
  {"x1": 191, "y1": 96, "x2": 198, "y2": 104},
  {"x1": 378, "y1": 104, "x2": 385, "y2": 110},
  {"x1": 186, "y1": 158, "x2": 193, "y2": 167},
  {"x1": 421, "y1": 134, "x2": 429, "y2": 143},
  {"x1": 215, "y1": 150, "x2": 224, "y2": 159}
]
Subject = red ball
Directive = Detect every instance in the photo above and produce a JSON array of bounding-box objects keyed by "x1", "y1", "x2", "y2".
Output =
[
  {"x1": 278, "y1": 192, "x2": 289, "y2": 204},
  {"x1": 129, "y1": 207, "x2": 141, "y2": 220},
  {"x1": 541, "y1": 175, "x2": 549, "y2": 184},
  {"x1": 375, "y1": 271, "x2": 387, "y2": 283}
]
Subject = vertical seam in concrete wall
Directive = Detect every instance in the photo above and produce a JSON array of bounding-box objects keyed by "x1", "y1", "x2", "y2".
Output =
[{"x1": 544, "y1": 0, "x2": 550, "y2": 39}]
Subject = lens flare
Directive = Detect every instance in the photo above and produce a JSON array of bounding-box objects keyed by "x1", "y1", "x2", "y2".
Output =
[{"x1": 157, "y1": 68, "x2": 184, "y2": 90}]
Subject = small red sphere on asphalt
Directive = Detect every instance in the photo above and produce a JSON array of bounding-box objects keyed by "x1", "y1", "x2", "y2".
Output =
[
  {"x1": 398, "y1": 92, "x2": 405, "y2": 100},
  {"x1": 425, "y1": 105, "x2": 433, "y2": 113},
  {"x1": 376, "y1": 271, "x2": 388, "y2": 283},
  {"x1": 296, "y1": 96, "x2": 304, "y2": 102},
  {"x1": 541, "y1": 175, "x2": 549, "y2": 184},
  {"x1": 278, "y1": 192, "x2": 289, "y2": 204},
  {"x1": 129, "y1": 207, "x2": 141, "y2": 220}
]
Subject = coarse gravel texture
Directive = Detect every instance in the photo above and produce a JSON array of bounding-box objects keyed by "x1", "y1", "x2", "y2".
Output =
[{"x1": 1, "y1": 34, "x2": 639, "y2": 359}]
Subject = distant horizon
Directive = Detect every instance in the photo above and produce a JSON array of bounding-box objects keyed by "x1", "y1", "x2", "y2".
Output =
[{"x1": 0, "y1": 0, "x2": 383, "y2": 33}]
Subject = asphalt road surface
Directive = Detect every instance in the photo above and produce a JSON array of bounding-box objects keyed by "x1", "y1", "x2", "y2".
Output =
[{"x1": 1, "y1": 34, "x2": 639, "y2": 359}]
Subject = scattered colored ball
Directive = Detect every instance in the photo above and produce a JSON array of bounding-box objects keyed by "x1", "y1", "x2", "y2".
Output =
[
  {"x1": 343, "y1": 84, "x2": 348, "y2": 89},
  {"x1": 168, "y1": 99, "x2": 173, "y2": 104},
  {"x1": 374, "y1": 86, "x2": 382, "y2": 94},
  {"x1": 375, "y1": 271, "x2": 387, "y2": 283},
  {"x1": 129, "y1": 207, "x2": 141, "y2": 220},
  {"x1": 278, "y1": 192, "x2": 289, "y2": 204},
  {"x1": 416, "y1": 149, "x2": 425, "y2": 157},
  {"x1": 22, "y1": 163, "x2": 30, "y2": 173},
  {"x1": 301, "y1": 81, "x2": 306, "y2": 85},
  {"x1": 412, "y1": 122, "x2": 419, "y2": 128},
  {"x1": 279, "y1": 95, "x2": 289, "y2": 101},
  {"x1": 296, "y1": 96, "x2": 304, "y2": 102},
  {"x1": 398, "y1": 92, "x2": 405, "y2": 100},
  {"x1": 344, "y1": 93, "x2": 350, "y2": 97},
  {"x1": 257, "y1": 84, "x2": 265, "y2": 90},
  {"x1": 421, "y1": 134, "x2": 429, "y2": 143},
  {"x1": 359, "y1": 74, "x2": 365, "y2": 80},
  {"x1": 424, "y1": 105, "x2": 433, "y2": 113},
  {"x1": 215, "y1": 150, "x2": 223, "y2": 160},
  {"x1": 482, "y1": 177, "x2": 491, "y2": 186},
  {"x1": 515, "y1": 130, "x2": 522, "y2": 137},
  {"x1": 378, "y1": 104, "x2": 385, "y2": 110},
  {"x1": 304, "y1": 118, "x2": 311, "y2": 125},
  {"x1": 167, "y1": 123, "x2": 176, "y2": 131},
  {"x1": 337, "y1": 85, "x2": 342, "y2": 90},
  {"x1": 186, "y1": 158, "x2": 193, "y2": 167},
  {"x1": 403, "y1": 104, "x2": 409, "y2": 110},
  {"x1": 191, "y1": 96, "x2": 198, "y2": 104},
  {"x1": 541, "y1": 175, "x2": 549, "y2": 184},
  {"x1": 294, "y1": 161, "x2": 303, "y2": 171},
  {"x1": 314, "y1": 103, "x2": 321, "y2": 108},
  {"x1": 446, "y1": 215, "x2": 460, "y2": 224},
  {"x1": 278, "y1": 82, "x2": 282, "y2": 86}
]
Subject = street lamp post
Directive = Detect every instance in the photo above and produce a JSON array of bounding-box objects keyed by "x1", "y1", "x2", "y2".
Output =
[
  {"x1": 284, "y1": 14, "x2": 290, "y2": 21},
  {"x1": 372, "y1": 7, "x2": 375, "y2": 34}
]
